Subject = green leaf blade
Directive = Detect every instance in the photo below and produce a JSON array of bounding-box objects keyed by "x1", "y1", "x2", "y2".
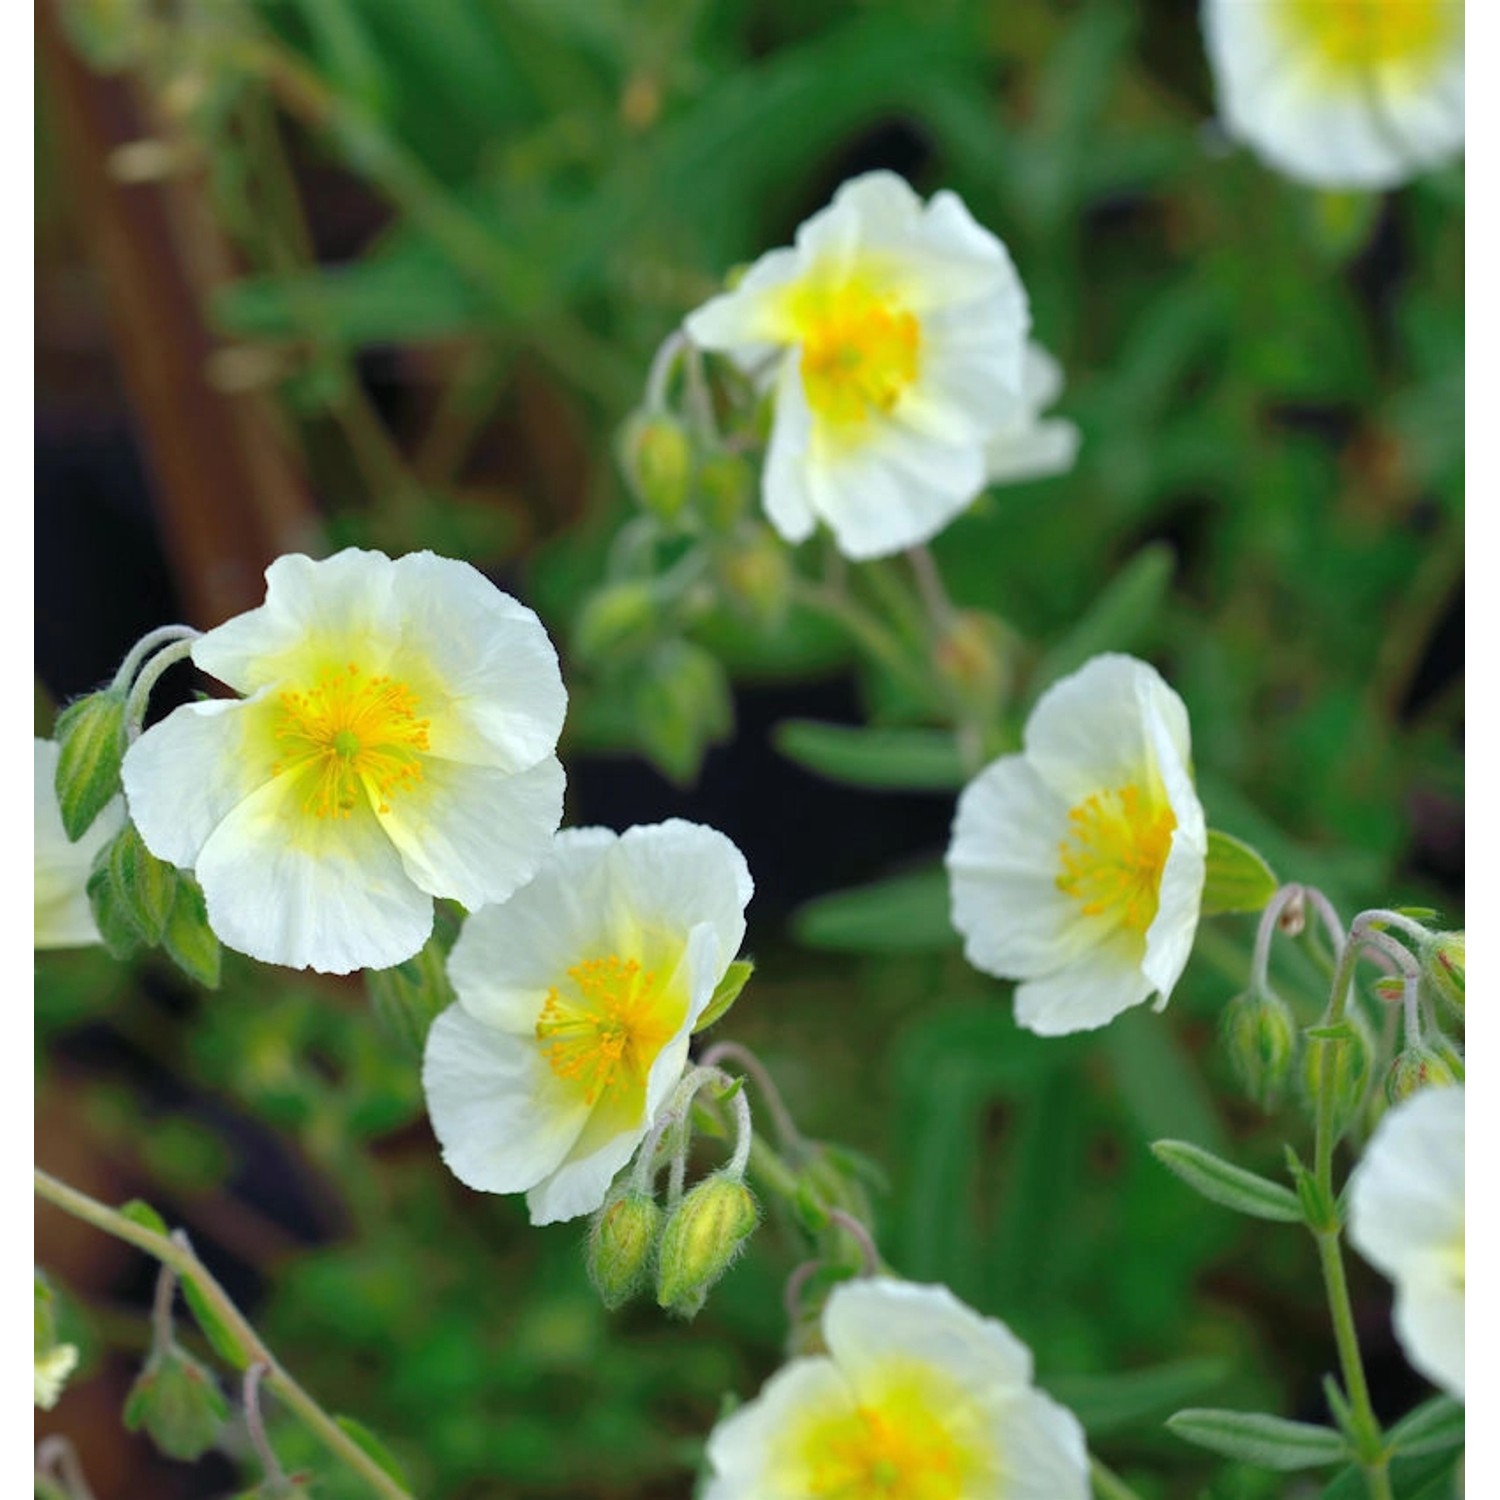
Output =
[
  {"x1": 1201, "y1": 829, "x2": 1280, "y2": 916},
  {"x1": 1167, "y1": 1408, "x2": 1349, "y2": 1470},
  {"x1": 774, "y1": 720, "x2": 967, "y2": 792},
  {"x1": 1151, "y1": 1140, "x2": 1303, "y2": 1223}
]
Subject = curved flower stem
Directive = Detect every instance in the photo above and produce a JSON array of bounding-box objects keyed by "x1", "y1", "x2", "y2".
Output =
[
  {"x1": 644, "y1": 328, "x2": 689, "y2": 411},
  {"x1": 906, "y1": 544, "x2": 956, "y2": 631},
  {"x1": 34, "y1": 1169, "x2": 415, "y2": 1500},
  {"x1": 244, "y1": 1361, "x2": 289, "y2": 1493},
  {"x1": 826, "y1": 1209, "x2": 881, "y2": 1275},
  {"x1": 790, "y1": 578, "x2": 942, "y2": 712},
  {"x1": 35, "y1": 1438, "x2": 97, "y2": 1500},
  {"x1": 1088, "y1": 1455, "x2": 1146, "y2": 1500},
  {"x1": 110, "y1": 625, "x2": 201, "y2": 694},
  {"x1": 124, "y1": 639, "x2": 198, "y2": 742},
  {"x1": 698, "y1": 1041, "x2": 804, "y2": 1153}
]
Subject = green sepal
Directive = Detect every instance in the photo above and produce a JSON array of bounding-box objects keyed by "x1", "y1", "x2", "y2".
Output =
[
  {"x1": 694, "y1": 960, "x2": 753, "y2": 1034},
  {"x1": 180, "y1": 1275, "x2": 251, "y2": 1371},
  {"x1": 1282, "y1": 1145, "x2": 1336, "y2": 1231},
  {"x1": 108, "y1": 822, "x2": 180, "y2": 945},
  {"x1": 1166, "y1": 1408, "x2": 1349, "y2": 1470},
  {"x1": 119, "y1": 1199, "x2": 170, "y2": 1237},
  {"x1": 162, "y1": 879, "x2": 222, "y2": 990},
  {"x1": 334, "y1": 1415, "x2": 412, "y2": 1487},
  {"x1": 1151, "y1": 1140, "x2": 1303, "y2": 1223},
  {"x1": 123, "y1": 1345, "x2": 230, "y2": 1462},
  {"x1": 1201, "y1": 830, "x2": 1279, "y2": 916},
  {"x1": 53, "y1": 689, "x2": 128, "y2": 842},
  {"x1": 86, "y1": 856, "x2": 142, "y2": 961}
]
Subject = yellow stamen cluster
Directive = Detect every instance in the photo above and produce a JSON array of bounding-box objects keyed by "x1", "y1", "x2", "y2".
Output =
[
  {"x1": 1056, "y1": 783, "x2": 1176, "y2": 934},
  {"x1": 799, "y1": 283, "x2": 921, "y2": 427},
  {"x1": 536, "y1": 956, "x2": 673, "y2": 1106},
  {"x1": 274, "y1": 663, "x2": 430, "y2": 819},
  {"x1": 805, "y1": 1394, "x2": 964, "y2": 1500},
  {"x1": 1277, "y1": 0, "x2": 1453, "y2": 75}
]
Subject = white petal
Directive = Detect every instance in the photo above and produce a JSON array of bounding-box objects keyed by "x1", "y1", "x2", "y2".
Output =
[
  {"x1": 194, "y1": 770, "x2": 432, "y2": 973},
  {"x1": 380, "y1": 754, "x2": 564, "y2": 912},
  {"x1": 823, "y1": 1277, "x2": 1035, "y2": 1396},
  {"x1": 1393, "y1": 1261, "x2": 1465, "y2": 1399},
  {"x1": 704, "y1": 1356, "x2": 855, "y2": 1500},
  {"x1": 947, "y1": 756, "x2": 1099, "y2": 980},
  {"x1": 1021, "y1": 342, "x2": 1066, "y2": 411},
  {"x1": 121, "y1": 694, "x2": 276, "y2": 870},
  {"x1": 446, "y1": 827, "x2": 619, "y2": 1033},
  {"x1": 808, "y1": 417, "x2": 985, "y2": 560},
  {"x1": 193, "y1": 549, "x2": 400, "y2": 694},
  {"x1": 1140, "y1": 704, "x2": 1207, "y2": 1001},
  {"x1": 761, "y1": 355, "x2": 820, "y2": 545},
  {"x1": 990, "y1": 1386, "x2": 1091, "y2": 1500},
  {"x1": 1013, "y1": 932, "x2": 1155, "y2": 1036},
  {"x1": 901, "y1": 293, "x2": 1029, "y2": 446},
  {"x1": 385, "y1": 552, "x2": 567, "y2": 773},
  {"x1": 986, "y1": 419, "x2": 1082, "y2": 487},
  {"x1": 422, "y1": 1004, "x2": 587, "y2": 1195},
  {"x1": 1024, "y1": 654, "x2": 1178, "y2": 804},
  {"x1": 524, "y1": 1121, "x2": 645, "y2": 1226},
  {"x1": 685, "y1": 246, "x2": 805, "y2": 363}
]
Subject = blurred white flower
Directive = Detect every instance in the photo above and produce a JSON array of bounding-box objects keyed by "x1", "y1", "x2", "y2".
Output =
[
  {"x1": 1202, "y1": 0, "x2": 1464, "y2": 189},
  {"x1": 121, "y1": 549, "x2": 566, "y2": 974},
  {"x1": 984, "y1": 343, "x2": 1081, "y2": 488},
  {"x1": 947, "y1": 654, "x2": 1206, "y2": 1035},
  {"x1": 705, "y1": 1277, "x2": 1088, "y2": 1500},
  {"x1": 423, "y1": 821, "x2": 752, "y2": 1225},
  {"x1": 1348, "y1": 1084, "x2": 1464, "y2": 1398},
  {"x1": 34, "y1": 1343, "x2": 79, "y2": 1411},
  {"x1": 686, "y1": 170, "x2": 1033, "y2": 559},
  {"x1": 35, "y1": 737, "x2": 123, "y2": 949}
]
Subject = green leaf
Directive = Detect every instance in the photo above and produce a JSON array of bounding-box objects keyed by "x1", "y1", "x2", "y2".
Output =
[
  {"x1": 180, "y1": 1276, "x2": 251, "y2": 1371},
  {"x1": 630, "y1": 640, "x2": 733, "y2": 786},
  {"x1": 334, "y1": 1415, "x2": 411, "y2": 1487},
  {"x1": 162, "y1": 880, "x2": 222, "y2": 990},
  {"x1": 1386, "y1": 1395, "x2": 1464, "y2": 1459},
  {"x1": 773, "y1": 721, "x2": 967, "y2": 792},
  {"x1": 119, "y1": 1199, "x2": 170, "y2": 1237},
  {"x1": 1166, "y1": 1408, "x2": 1349, "y2": 1470},
  {"x1": 694, "y1": 960, "x2": 753, "y2": 1034},
  {"x1": 792, "y1": 867, "x2": 955, "y2": 954},
  {"x1": 1048, "y1": 1357, "x2": 1231, "y2": 1439},
  {"x1": 1151, "y1": 1140, "x2": 1303, "y2": 1223},
  {"x1": 1322, "y1": 1448, "x2": 1461, "y2": 1500},
  {"x1": 108, "y1": 821, "x2": 180, "y2": 945},
  {"x1": 124, "y1": 1346, "x2": 230, "y2": 1461},
  {"x1": 1201, "y1": 829, "x2": 1279, "y2": 916},
  {"x1": 53, "y1": 690, "x2": 127, "y2": 842},
  {"x1": 1029, "y1": 543, "x2": 1174, "y2": 695}
]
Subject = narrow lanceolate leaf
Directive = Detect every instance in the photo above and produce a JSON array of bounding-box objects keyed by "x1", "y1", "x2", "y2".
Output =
[
  {"x1": 1386, "y1": 1395, "x2": 1464, "y2": 1458},
  {"x1": 180, "y1": 1276, "x2": 251, "y2": 1371},
  {"x1": 1151, "y1": 1140, "x2": 1303, "y2": 1223},
  {"x1": 334, "y1": 1416, "x2": 411, "y2": 1486},
  {"x1": 793, "y1": 867, "x2": 956, "y2": 954},
  {"x1": 773, "y1": 720, "x2": 967, "y2": 792},
  {"x1": 1048, "y1": 1357, "x2": 1231, "y2": 1439},
  {"x1": 1200, "y1": 830, "x2": 1279, "y2": 916},
  {"x1": 54, "y1": 689, "x2": 128, "y2": 841},
  {"x1": 118, "y1": 1199, "x2": 170, "y2": 1237},
  {"x1": 694, "y1": 960, "x2": 754, "y2": 1033},
  {"x1": 1166, "y1": 1409, "x2": 1349, "y2": 1470}
]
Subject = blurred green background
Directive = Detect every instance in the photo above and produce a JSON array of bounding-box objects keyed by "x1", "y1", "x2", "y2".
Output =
[{"x1": 35, "y1": 1, "x2": 1462, "y2": 1496}]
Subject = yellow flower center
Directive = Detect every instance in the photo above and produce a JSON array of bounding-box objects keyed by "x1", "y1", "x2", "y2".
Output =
[
  {"x1": 536, "y1": 956, "x2": 678, "y2": 1106},
  {"x1": 1056, "y1": 783, "x2": 1176, "y2": 934},
  {"x1": 802, "y1": 1389, "x2": 966, "y2": 1500},
  {"x1": 1276, "y1": 0, "x2": 1455, "y2": 75},
  {"x1": 273, "y1": 663, "x2": 431, "y2": 819},
  {"x1": 797, "y1": 281, "x2": 921, "y2": 428}
]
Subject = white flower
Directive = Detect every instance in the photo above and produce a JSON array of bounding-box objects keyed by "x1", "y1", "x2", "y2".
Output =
[
  {"x1": 685, "y1": 170, "x2": 1032, "y2": 560},
  {"x1": 121, "y1": 549, "x2": 566, "y2": 974},
  {"x1": 422, "y1": 821, "x2": 752, "y2": 1225},
  {"x1": 704, "y1": 1277, "x2": 1088, "y2": 1500},
  {"x1": 1202, "y1": 0, "x2": 1464, "y2": 190},
  {"x1": 946, "y1": 653, "x2": 1207, "y2": 1036},
  {"x1": 984, "y1": 343, "x2": 1081, "y2": 488},
  {"x1": 1348, "y1": 1084, "x2": 1464, "y2": 1398},
  {"x1": 35, "y1": 737, "x2": 124, "y2": 950},
  {"x1": 34, "y1": 1342, "x2": 79, "y2": 1410}
]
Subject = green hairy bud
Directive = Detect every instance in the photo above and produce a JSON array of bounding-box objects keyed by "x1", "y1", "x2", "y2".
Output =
[
  {"x1": 655, "y1": 1172, "x2": 758, "y2": 1319},
  {"x1": 124, "y1": 1344, "x2": 230, "y2": 1462},
  {"x1": 1421, "y1": 931, "x2": 1464, "y2": 1019},
  {"x1": 1385, "y1": 1044, "x2": 1462, "y2": 1106},
  {"x1": 1221, "y1": 988, "x2": 1299, "y2": 1109},
  {"x1": 1300, "y1": 1007, "x2": 1376, "y2": 1143},
  {"x1": 574, "y1": 582, "x2": 660, "y2": 663},
  {"x1": 587, "y1": 1189, "x2": 663, "y2": 1310},
  {"x1": 696, "y1": 451, "x2": 754, "y2": 532},
  {"x1": 53, "y1": 688, "x2": 128, "y2": 842},
  {"x1": 619, "y1": 412, "x2": 694, "y2": 525},
  {"x1": 718, "y1": 527, "x2": 792, "y2": 631}
]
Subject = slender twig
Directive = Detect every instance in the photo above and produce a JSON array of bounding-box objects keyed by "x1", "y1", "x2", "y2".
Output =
[
  {"x1": 124, "y1": 639, "x2": 197, "y2": 741},
  {"x1": 244, "y1": 1361, "x2": 289, "y2": 1494},
  {"x1": 110, "y1": 625, "x2": 200, "y2": 694},
  {"x1": 826, "y1": 1209, "x2": 881, "y2": 1275},
  {"x1": 698, "y1": 1041, "x2": 803, "y2": 1152},
  {"x1": 906, "y1": 544, "x2": 956, "y2": 630}
]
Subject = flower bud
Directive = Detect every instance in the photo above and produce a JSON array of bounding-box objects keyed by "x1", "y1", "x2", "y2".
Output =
[
  {"x1": 587, "y1": 1189, "x2": 663, "y2": 1310},
  {"x1": 124, "y1": 1345, "x2": 230, "y2": 1462},
  {"x1": 1300, "y1": 1007, "x2": 1376, "y2": 1142},
  {"x1": 1221, "y1": 988, "x2": 1299, "y2": 1109},
  {"x1": 107, "y1": 820, "x2": 181, "y2": 945},
  {"x1": 1385, "y1": 1044, "x2": 1462, "y2": 1106},
  {"x1": 1420, "y1": 931, "x2": 1464, "y2": 1019},
  {"x1": 632, "y1": 640, "x2": 732, "y2": 785},
  {"x1": 574, "y1": 582, "x2": 660, "y2": 663},
  {"x1": 717, "y1": 527, "x2": 792, "y2": 632},
  {"x1": 619, "y1": 412, "x2": 694, "y2": 525},
  {"x1": 53, "y1": 688, "x2": 128, "y2": 842},
  {"x1": 696, "y1": 451, "x2": 755, "y2": 532},
  {"x1": 655, "y1": 1172, "x2": 758, "y2": 1318},
  {"x1": 932, "y1": 610, "x2": 1014, "y2": 719}
]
